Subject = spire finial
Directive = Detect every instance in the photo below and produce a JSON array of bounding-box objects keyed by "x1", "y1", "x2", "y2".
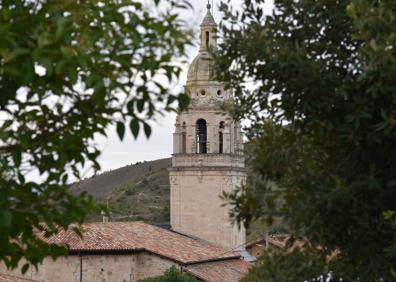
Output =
[{"x1": 207, "y1": 1, "x2": 211, "y2": 12}]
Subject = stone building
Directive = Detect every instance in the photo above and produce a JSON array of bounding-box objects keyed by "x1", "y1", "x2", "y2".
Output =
[
  {"x1": 0, "y1": 222, "x2": 249, "y2": 282},
  {"x1": 0, "y1": 3, "x2": 251, "y2": 282},
  {"x1": 169, "y1": 2, "x2": 246, "y2": 250},
  {"x1": 0, "y1": 273, "x2": 38, "y2": 282}
]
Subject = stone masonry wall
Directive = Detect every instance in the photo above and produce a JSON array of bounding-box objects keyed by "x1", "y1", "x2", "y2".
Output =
[
  {"x1": 170, "y1": 168, "x2": 246, "y2": 250},
  {"x1": 0, "y1": 252, "x2": 177, "y2": 282}
]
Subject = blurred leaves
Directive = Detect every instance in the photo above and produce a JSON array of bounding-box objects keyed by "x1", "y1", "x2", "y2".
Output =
[
  {"x1": 0, "y1": 0, "x2": 192, "y2": 269},
  {"x1": 216, "y1": 0, "x2": 396, "y2": 280},
  {"x1": 241, "y1": 249, "x2": 328, "y2": 282}
]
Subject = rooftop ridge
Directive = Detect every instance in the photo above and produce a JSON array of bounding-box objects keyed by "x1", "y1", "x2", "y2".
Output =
[{"x1": 38, "y1": 221, "x2": 241, "y2": 264}]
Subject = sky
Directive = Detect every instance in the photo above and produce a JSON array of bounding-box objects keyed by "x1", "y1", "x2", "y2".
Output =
[{"x1": 92, "y1": 0, "x2": 274, "y2": 177}]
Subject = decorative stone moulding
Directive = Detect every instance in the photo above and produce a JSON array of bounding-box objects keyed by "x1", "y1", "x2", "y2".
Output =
[{"x1": 172, "y1": 153, "x2": 244, "y2": 168}]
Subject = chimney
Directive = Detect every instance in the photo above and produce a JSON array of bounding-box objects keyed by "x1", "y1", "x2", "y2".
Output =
[{"x1": 101, "y1": 210, "x2": 109, "y2": 223}]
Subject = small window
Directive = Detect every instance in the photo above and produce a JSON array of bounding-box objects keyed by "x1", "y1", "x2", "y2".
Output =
[
  {"x1": 181, "y1": 122, "x2": 186, "y2": 153},
  {"x1": 196, "y1": 119, "x2": 207, "y2": 154},
  {"x1": 205, "y1": 31, "x2": 210, "y2": 48},
  {"x1": 219, "y1": 121, "x2": 225, "y2": 153},
  {"x1": 182, "y1": 132, "x2": 186, "y2": 153},
  {"x1": 219, "y1": 132, "x2": 223, "y2": 154}
]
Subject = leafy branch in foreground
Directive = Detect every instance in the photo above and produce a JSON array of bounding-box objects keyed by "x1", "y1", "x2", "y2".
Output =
[
  {"x1": 0, "y1": 0, "x2": 192, "y2": 270},
  {"x1": 216, "y1": 0, "x2": 396, "y2": 281}
]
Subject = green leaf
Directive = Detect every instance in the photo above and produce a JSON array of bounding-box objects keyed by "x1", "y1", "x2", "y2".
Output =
[
  {"x1": 178, "y1": 94, "x2": 190, "y2": 110},
  {"x1": 38, "y1": 57, "x2": 53, "y2": 77},
  {"x1": 72, "y1": 226, "x2": 83, "y2": 238},
  {"x1": 9, "y1": 48, "x2": 30, "y2": 61},
  {"x1": 116, "y1": 122, "x2": 125, "y2": 141},
  {"x1": 56, "y1": 17, "x2": 71, "y2": 40},
  {"x1": 60, "y1": 46, "x2": 74, "y2": 59},
  {"x1": 21, "y1": 263, "x2": 29, "y2": 274},
  {"x1": 0, "y1": 210, "x2": 12, "y2": 229},
  {"x1": 129, "y1": 119, "x2": 140, "y2": 139},
  {"x1": 143, "y1": 122, "x2": 152, "y2": 138},
  {"x1": 12, "y1": 150, "x2": 22, "y2": 167},
  {"x1": 167, "y1": 95, "x2": 176, "y2": 106},
  {"x1": 93, "y1": 79, "x2": 106, "y2": 103},
  {"x1": 55, "y1": 60, "x2": 68, "y2": 76},
  {"x1": 137, "y1": 99, "x2": 145, "y2": 113}
]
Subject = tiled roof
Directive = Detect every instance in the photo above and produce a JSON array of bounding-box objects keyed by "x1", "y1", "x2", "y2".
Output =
[
  {"x1": 40, "y1": 222, "x2": 239, "y2": 264},
  {"x1": 0, "y1": 274, "x2": 38, "y2": 282},
  {"x1": 186, "y1": 259, "x2": 251, "y2": 282}
]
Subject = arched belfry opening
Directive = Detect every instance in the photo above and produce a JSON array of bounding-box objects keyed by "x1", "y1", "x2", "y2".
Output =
[
  {"x1": 205, "y1": 31, "x2": 210, "y2": 48},
  {"x1": 196, "y1": 119, "x2": 207, "y2": 154}
]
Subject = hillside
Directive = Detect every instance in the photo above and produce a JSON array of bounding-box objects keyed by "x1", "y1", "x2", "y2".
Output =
[
  {"x1": 69, "y1": 158, "x2": 172, "y2": 199},
  {"x1": 69, "y1": 158, "x2": 171, "y2": 225},
  {"x1": 70, "y1": 157, "x2": 268, "y2": 240},
  {"x1": 106, "y1": 164, "x2": 170, "y2": 225}
]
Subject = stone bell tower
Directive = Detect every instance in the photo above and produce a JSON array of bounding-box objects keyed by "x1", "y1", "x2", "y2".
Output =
[{"x1": 169, "y1": 3, "x2": 246, "y2": 250}]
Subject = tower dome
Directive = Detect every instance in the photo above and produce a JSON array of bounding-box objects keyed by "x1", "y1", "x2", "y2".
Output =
[{"x1": 187, "y1": 52, "x2": 213, "y2": 83}]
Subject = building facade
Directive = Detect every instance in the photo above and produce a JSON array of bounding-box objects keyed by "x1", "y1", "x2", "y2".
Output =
[
  {"x1": 0, "y1": 222, "x2": 249, "y2": 282},
  {"x1": 169, "y1": 4, "x2": 246, "y2": 250}
]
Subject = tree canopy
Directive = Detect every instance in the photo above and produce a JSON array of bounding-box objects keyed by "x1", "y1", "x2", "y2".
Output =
[
  {"x1": 216, "y1": 0, "x2": 396, "y2": 281},
  {"x1": 0, "y1": 0, "x2": 191, "y2": 271}
]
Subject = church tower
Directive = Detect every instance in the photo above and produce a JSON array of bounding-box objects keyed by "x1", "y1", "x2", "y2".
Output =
[{"x1": 169, "y1": 3, "x2": 246, "y2": 250}]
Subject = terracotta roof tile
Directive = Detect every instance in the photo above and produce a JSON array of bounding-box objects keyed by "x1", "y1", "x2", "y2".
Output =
[
  {"x1": 0, "y1": 274, "x2": 38, "y2": 282},
  {"x1": 40, "y1": 222, "x2": 239, "y2": 264},
  {"x1": 186, "y1": 259, "x2": 251, "y2": 282}
]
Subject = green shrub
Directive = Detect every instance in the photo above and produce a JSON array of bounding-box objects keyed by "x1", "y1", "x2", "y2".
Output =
[{"x1": 138, "y1": 266, "x2": 198, "y2": 282}]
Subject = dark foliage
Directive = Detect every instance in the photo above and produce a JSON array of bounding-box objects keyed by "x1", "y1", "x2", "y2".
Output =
[
  {"x1": 0, "y1": 0, "x2": 192, "y2": 271},
  {"x1": 216, "y1": 0, "x2": 396, "y2": 280}
]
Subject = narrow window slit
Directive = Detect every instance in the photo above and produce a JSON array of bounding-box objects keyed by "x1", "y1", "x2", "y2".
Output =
[
  {"x1": 196, "y1": 119, "x2": 207, "y2": 154},
  {"x1": 219, "y1": 121, "x2": 225, "y2": 154}
]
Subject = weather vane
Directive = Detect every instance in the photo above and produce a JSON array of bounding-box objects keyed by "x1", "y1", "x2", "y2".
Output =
[{"x1": 206, "y1": 0, "x2": 214, "y2": 13}]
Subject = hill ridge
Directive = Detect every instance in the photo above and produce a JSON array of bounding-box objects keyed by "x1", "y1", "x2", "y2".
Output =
[{"x1": 69, "y1": 157, "x2": 172, "y2": 200}]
